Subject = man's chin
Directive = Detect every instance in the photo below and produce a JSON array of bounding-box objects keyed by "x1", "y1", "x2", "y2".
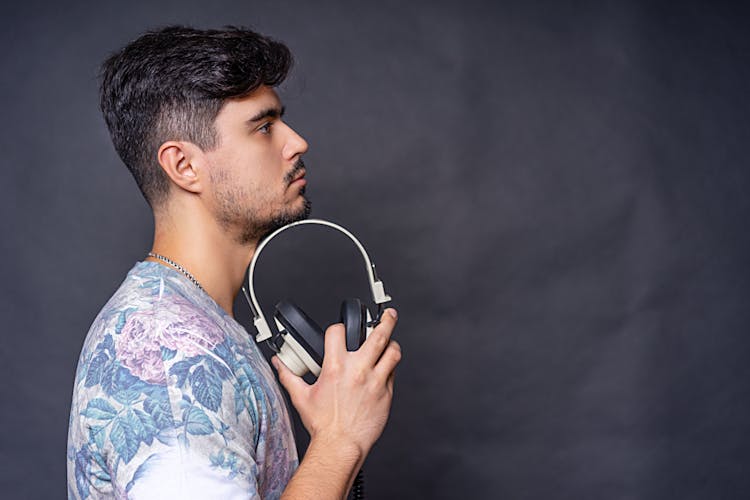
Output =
[
  {"x1": 288, "y1": 195, "x2": 311, "y2": 222},
  {"x1": 258, "y1": 197, "x2": 312, "y2": 240}
]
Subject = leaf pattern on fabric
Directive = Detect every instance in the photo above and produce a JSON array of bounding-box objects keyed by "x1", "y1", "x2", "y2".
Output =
[{"x1": 191, "y1": 365, "x2": 223, "y2": 412}]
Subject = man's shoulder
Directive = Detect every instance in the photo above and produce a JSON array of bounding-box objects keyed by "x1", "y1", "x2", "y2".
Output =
[
  {"x1": 73, "y1": 262, "x2": 234, "y2": 391},
  {"x1": 96, "y1": 262, "x2": 186, "y2": 316},
  {"x1": 92, "y1": 262, "x2": 217, "y2": 331},
  {"x1": 81, "y1": 263, "x2": 230, "y2": 368}
]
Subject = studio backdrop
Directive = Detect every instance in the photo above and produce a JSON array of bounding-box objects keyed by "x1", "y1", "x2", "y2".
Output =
[{"x1": 1, "y1": 1, "x2": 749, "y2": 498}]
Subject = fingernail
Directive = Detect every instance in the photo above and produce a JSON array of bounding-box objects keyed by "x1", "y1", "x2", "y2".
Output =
[
  {"x1": 387, "y1": 308, "x2": 398, "y2": 319},
  {"x1": 271, "y1": 356, "x2": 279, "y2": 368}
]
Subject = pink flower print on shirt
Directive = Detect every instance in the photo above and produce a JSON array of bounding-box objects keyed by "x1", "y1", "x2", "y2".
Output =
[
  {"x1": 116, "y1": 293, "x2": 226, "y2": 384},
  {"x1": 117, "y1": 316, "x2": 166, "y2": 384}
]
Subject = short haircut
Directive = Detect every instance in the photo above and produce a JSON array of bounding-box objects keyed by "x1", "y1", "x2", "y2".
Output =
[{"x1": 99, "y1": 26, "x2": 292, "y2": 207}]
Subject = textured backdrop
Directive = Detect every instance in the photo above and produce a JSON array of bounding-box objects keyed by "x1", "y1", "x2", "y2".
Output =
[{"x1": 2, "y1": 1, "x2": 749, "y2": 498}]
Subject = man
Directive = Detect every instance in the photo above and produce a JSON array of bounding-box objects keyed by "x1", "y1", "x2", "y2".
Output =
[{"x1": 67, "y1": 26, "x2": 401, "y2": 499}]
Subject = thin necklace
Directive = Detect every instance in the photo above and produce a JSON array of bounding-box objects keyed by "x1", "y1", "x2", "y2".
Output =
[{"x1": 147, "y1": 252, "x2": 205, "y2": 292}]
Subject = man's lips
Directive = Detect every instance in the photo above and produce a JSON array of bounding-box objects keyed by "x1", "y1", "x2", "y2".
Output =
[{"x1": 289, "y1": 170, "x2": 306, "y2": 186}]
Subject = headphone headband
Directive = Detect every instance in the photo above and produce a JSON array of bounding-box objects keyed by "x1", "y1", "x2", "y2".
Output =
[{"x1": 245, "y1": 219, "x2": 392, "y2": 342}]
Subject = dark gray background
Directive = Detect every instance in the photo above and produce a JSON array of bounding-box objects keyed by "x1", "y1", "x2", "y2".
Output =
[{"x1": 2, "y1": 0, "x2": 749, "y2": 498}]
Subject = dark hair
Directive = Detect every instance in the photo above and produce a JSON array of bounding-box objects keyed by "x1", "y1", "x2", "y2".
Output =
[{"x1": 100, "y1": 25, "x2": 293, "y2": 207}]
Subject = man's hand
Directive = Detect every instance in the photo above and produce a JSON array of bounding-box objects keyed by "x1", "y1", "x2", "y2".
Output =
[{"x1": 272, "y1": 307, "x2": 401, "y2": 461}]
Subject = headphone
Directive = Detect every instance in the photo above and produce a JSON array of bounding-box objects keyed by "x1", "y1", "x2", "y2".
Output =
[{"x1": 242, "y1": 219, "x2": 392, "y2": 378}]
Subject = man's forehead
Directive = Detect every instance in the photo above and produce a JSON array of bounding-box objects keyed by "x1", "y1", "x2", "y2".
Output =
[
  {"x1": 218, "y1": 86, "x2": 282, "y2": 122},
  {"x1": 214, "y1": 87, "x2": 282, "y2": 129}
]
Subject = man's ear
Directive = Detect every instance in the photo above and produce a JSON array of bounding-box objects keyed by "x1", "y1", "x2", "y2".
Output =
[{"x1": 157, "y1": 141, "x2": 206, "y2": 195}]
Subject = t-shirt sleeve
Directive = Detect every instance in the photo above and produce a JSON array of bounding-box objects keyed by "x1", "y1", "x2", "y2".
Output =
[{"x1": 68, "y1": 300, "x2": 265, "y2": 499}]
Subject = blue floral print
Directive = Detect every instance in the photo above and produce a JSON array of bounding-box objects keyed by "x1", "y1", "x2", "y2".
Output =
[{"x1": 67, "y1": 262, "x2": 297, "y2": 499}]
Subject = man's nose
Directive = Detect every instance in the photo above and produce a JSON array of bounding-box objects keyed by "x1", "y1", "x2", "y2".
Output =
[{"x1": 282, "y1": 123, "x2": 309, "y2": 159}]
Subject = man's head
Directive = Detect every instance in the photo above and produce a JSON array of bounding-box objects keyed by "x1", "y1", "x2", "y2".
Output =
[{"x1": 100, "y1": 26, "x2": 310, "y2": 242}]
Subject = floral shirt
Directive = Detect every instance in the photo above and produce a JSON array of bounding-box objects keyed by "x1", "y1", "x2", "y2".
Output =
[{"x1": 67, "y1": 262, "x2": 297, "y2": 499}]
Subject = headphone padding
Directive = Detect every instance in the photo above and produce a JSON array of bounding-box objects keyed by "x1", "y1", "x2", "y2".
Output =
[
  {"x1": 275, "y1": 300, "x2": 325, "y2": 365},
  {"x1": 340, "y1": 298, "x2": 367, "y2": 351}
]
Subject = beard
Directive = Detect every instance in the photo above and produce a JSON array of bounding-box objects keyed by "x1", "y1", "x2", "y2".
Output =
[
  {"x1": 253, "y1": 193, "x2": 312, "y2": 242},
  {"x1": 212, "y1": 159, "x2": 311, "y2": 245}
]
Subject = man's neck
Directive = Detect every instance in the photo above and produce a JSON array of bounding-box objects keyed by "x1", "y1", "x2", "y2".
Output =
[{"x1": 148, "y1": 209, "x2": 257, "y2": 317}]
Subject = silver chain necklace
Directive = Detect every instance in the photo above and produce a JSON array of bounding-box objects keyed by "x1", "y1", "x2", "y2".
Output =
[{"x1": 147, "y1": 252, "x2": 205, "y2": 292}]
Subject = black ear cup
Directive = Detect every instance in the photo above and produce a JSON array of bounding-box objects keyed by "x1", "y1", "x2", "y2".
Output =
[
  {"x1": 274, "y1": 298, "x2": 368, "y2": 371},
  {"x1": 274, "y1": 300, "x2": 325, "y2": 366},
  {"x1": 340, "y1": 298, "x2": 367, "y2": 351}
]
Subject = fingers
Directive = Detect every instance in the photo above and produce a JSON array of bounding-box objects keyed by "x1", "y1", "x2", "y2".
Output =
[
  {"x1": 373, "y1": 339, "x2": 401, "y2": 382},
  {"x1": 323, "y1": 323, "x2": 346, "y2": 366},
  {"x1": 271, "y1": 355, "x2": 309, "y2": 400},
  {"x1": 318, "y1": 310, "x2": 400, "y2": 384},
  {"x1": 359, "y1": 308, "x2": 398, "y2": 366},
  {"x1": 386, "y1": 365, "x2": 396, "y2": 395}
]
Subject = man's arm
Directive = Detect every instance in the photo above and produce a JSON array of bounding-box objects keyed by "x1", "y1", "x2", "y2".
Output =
[{"x1": 273, "y1": 308, "x2": 401, "y2": 499}]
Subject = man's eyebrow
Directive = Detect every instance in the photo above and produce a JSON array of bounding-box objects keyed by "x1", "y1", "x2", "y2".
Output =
[{"x1": 246, "y1": 105, "x2": 286, "y2": 124}]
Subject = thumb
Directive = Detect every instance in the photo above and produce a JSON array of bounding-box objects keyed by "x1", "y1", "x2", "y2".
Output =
[{"x1": 271, "y1": 356, "x2": 309, "y2": 399}]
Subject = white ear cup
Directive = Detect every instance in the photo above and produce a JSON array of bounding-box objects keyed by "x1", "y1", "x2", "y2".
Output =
[
  {"x1": 274, "y1": 318, "x2": 322, "y2": 377},
  {"x1": 277, "y1": 335, "x2": 322, "y2": 377}
]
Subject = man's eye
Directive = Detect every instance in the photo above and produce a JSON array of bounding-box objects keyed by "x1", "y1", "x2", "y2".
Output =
[{"x1": 259, "y1": 122, "x2": 273, "y2": 134}]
